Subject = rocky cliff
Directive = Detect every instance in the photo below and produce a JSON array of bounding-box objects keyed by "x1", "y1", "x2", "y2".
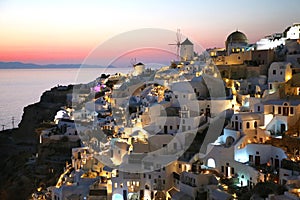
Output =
[
  {"x1": 0, "y1": 84, "x2": 76, "y2": 200},
  {"x1": 13, "y1": 85, "x2": 73, "y2": 143}
]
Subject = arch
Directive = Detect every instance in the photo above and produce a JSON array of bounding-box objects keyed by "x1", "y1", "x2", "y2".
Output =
[{"x1": 207, "y1": 158, "x2": 216, "y2": 168}]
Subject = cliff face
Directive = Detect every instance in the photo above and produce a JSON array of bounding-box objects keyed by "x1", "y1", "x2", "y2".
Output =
[
  {"x1": 0, "y1": 85, "x2": 75, "y2": 199},
  {"x1": 13, "y1": 85, "x2": 73, "y2": 143}
]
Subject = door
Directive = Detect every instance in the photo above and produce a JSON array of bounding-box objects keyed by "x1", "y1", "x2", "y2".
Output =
[
  {"x1": 283, "y1": 107, "x2": 289, "y2": 116},
  {"x1": 235, "y1": 121, "x2": 239, "y2": 131},
  {"x1": 164, "y1": 126, "x2": 168, "y2": 134},
  {"x1": 255, "y1": 156, "x2": 260, "y2": 166},
  {"x1": 275, "y1": 159, "x2": 279, "y2": 168},
  {"x1": 280, "y1": 124, "x2": 286, "y2": 133},
  {"x1": 123, "y1": 190, "x2": 127, "y2": 200}
]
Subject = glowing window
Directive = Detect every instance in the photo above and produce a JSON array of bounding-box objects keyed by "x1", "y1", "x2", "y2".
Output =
[{"x1": 207, "y1": 158, "x2": 216, "y2": 168}]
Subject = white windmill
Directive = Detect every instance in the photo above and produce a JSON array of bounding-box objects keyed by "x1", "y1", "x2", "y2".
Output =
[{"x1": 168, "y1": 29, "x2": 182, "y2": 60}]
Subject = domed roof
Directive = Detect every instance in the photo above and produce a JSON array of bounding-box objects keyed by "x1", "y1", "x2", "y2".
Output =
[{"x1": 226, "y1": 31, "x2": 248, "y2": 43}]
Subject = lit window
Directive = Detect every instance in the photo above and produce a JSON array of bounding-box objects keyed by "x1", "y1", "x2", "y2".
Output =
[
  {"x1": 127, "y1": 181, "x2": 130, "y2": 187},
  {"x1": 114, "y1": 183, "x2": 118, "y2": 188}
]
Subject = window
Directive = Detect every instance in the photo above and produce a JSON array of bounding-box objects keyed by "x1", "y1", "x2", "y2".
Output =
[
  {"x1": 254, "y1": 121, "x2": 257, "y2": 128},
  {"x1": 273, "y1": 70, "x2": 276, "y2": 75},
  {"x1": 278, "y1": 107, "x2": 282, "y2": 114},
  {"x1": 114, "y1": 183, "x2": 118, "y2": 188},
  {"x1": 269, "y1": 84, "x2": 272, "y2": 90},
  {"x1": 240, "y1": 122, "x2": 242, "y2": 130},
  {"x1": 249, "y1": 155, "x2": 253, "y2": 162},
  {"x1": 257, "y1": 106, "x2": 260, "y2": 112},
  {"x1": 170, "y1": 126, "x2": 173, "y2": 130},
  {"x1": 149, "y1": 175, "x2": 151, "y2": 179},
  {"x1": 246, "y1": 122, "x2": 250, "y2": 129},
  {"x1": 290, "y1": 107, "x2": 294, "y2": 115},
  {"x1": 179, "y1": 164, "x2": 181, "y2": 169}
]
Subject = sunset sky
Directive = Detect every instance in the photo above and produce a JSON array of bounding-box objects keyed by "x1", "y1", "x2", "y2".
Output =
[{"x1": 1, "y1": 0, "x2": 300, "y2": 65}]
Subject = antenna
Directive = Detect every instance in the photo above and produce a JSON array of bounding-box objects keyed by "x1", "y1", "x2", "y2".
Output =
[
  {"x1": 168, "y1": 29, "x2": 182, "y2": 60},
  {"x1": 12, "y1": 116, "x2": 15, "y2": 129}
]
